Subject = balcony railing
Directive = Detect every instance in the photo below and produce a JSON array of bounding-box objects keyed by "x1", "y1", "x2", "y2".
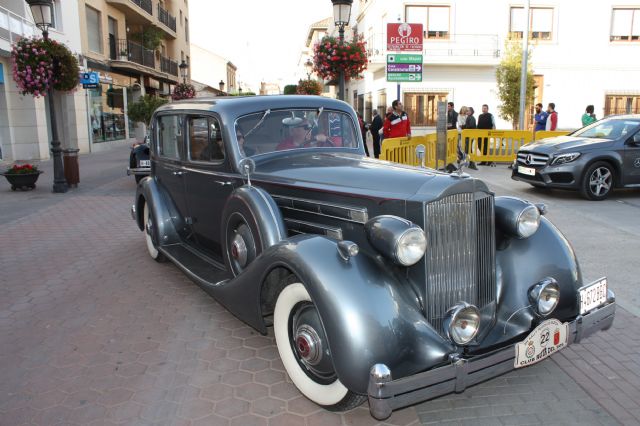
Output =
[
  {"x1": 0, "y1": 4, "x2": 36, "y2": 44},
  {"x1": 157, "y1": 4, "x2": 176, "y2": 32},
  {"x1": 115, "y1": 38, "x2": 155, "y2": 68},
  {"x1": 160, "y1": 56, "x2": 178, "y2": 76},
  {"x1": 365, "y1": 33, "x2": 501, "y2": 62},
  {"x1": 130, "y1": 0, "x2": 152, "y2": 15}
]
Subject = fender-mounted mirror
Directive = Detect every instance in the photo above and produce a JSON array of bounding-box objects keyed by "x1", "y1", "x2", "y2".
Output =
[
  {"x1": 239, "y1": 158, "x2": 256, "y2": 186},
  {"x1": 415, "y1": 144, "x2": 426, "y2": 168}
]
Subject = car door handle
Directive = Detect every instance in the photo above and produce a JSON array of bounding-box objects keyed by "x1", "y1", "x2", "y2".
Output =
[{"x1": 172, "y1": 170, "x2": 186, "y2": 176}]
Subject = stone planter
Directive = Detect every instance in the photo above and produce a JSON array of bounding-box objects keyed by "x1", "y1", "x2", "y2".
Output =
[{"x1": 2, "y1": 171, "x2": 43, "y2": 191}]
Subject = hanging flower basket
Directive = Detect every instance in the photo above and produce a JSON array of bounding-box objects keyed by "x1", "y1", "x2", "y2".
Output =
[
  {"x1": 312, "y1": 36, "x2": 368, "y2": 82},
  {"x1": 172, "y1": 83, "x2": 196, "y2": 100},
  {"x1": 2, "y1": 164, "x2": 43, "y2": 191},
  {"x1": 296, "y1": 79, "x2": 322, "y2": 95},
  {"x1": 11, "y1": 37, "x2": 79, "y2": 97}
]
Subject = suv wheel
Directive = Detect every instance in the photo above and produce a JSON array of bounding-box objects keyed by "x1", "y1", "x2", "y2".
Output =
[{"x1": 581, "y1": 161, "x2": 614, "y2": 201}]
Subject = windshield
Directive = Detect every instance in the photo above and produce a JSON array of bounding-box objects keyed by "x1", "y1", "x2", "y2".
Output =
[
  {"x1": 234, "y1": 109, "x2": 359, "y2": 157},
  {"x1": 574, "y1": 118, "x2": 640, "y2": 139}
]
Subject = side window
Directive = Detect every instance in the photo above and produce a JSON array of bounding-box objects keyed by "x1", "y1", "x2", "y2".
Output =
[
  {"x1": 157, "y1": 115, "x2": 183, "y2": 160},
  {"x1": 188, "y1": 116, "x2": 225, "y2": 162}
]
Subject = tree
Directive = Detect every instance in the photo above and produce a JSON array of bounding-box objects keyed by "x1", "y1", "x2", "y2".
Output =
[
  {"x1": 495, "y1": 41, "x2": 535, "y2": 129},
  {"x1": 283, "y1": 85, "x2": 298, "y2": 95},
  {"x1": 127, "y1": 95, "x2": 168, "y2": 127}
]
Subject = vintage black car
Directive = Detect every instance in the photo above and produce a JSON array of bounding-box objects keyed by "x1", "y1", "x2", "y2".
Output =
[
  {"x1": 132, "y1": 96, "x2": 615, "y2": 419},
  {"x1": 126, "y1": 138, "x2": 151, "y2": 183},
  {"x1": 512, "y1": 115, "x2": 640, "y2": 200}
]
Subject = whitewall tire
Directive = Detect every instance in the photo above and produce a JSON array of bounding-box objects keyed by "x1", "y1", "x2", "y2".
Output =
[{"x1": 143, "y1": 203, "x2": 166, "y2": 262}]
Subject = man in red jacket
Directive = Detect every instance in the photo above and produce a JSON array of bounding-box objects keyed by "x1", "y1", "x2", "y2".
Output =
[{"x1": 383, "y1": 100, "x2": 412, "y2": 139}]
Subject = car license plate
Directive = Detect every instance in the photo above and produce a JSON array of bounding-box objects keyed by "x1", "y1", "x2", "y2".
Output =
[
  {"x1": 139, "y1": 160, "x2": 150, "y2": 167},
  {"x1": 579, "y1": 277, "x2": 608, "y2": 315},
  {"x1": 514, "y1": 319, "x2": 568, "y2": 368},
  {"x1": 518, "y1": 165, "x2": 535, "y2": 176}
]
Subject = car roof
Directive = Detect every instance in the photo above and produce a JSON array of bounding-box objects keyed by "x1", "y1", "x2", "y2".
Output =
[{"x1": 154, "y1": 95, "x2": 354, "y2": 116}]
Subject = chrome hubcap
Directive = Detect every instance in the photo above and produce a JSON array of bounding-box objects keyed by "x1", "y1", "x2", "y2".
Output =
[
  {"x1": 589, "y1": 167, "x2": 612, "y2": 196},
  {"x1": 294, "y1": 325, "x2": 322, "y2": 366},
  {"x1": 231, "y1": 232, "x2": 248, "y2": 266}
]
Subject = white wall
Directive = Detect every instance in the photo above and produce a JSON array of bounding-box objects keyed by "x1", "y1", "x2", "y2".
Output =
[{"x1": 190, "y1": 44, "x2": 229, "y2": 89}]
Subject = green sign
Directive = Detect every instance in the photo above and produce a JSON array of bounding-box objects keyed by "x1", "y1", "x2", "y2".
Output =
[
  {"x1": 387, "y1": 73, "x2": 423, "y2": 82},
  {"x1": 387, "y1": 54, "x2": 423, "y2": 64}
]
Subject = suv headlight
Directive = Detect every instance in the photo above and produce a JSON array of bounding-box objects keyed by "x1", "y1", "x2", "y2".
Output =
[
  {"x1": 365, "y1": 216, "x2": 427, "y2": 266},
  {"x1": 550, "y1": 152, "x2": 581, "y2": 165}
]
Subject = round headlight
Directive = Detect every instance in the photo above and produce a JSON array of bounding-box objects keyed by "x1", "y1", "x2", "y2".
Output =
[
  {"x1": 529, "y1": 278, "x2": 560, "y2": 316},
  {"x1": 395, "y1": 227, "x2": 427, "y2": 266},
  {"x1": 443, "y1": 303, "x2": 480, "y2": 345},
  {"x1": 517, "y1": 205, "x2": 541, "y2": 238}
]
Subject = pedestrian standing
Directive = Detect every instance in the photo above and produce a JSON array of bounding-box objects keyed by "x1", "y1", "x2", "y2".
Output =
[
  {"x1": 534, "y1": 103, "x2": 548, "y2": 132},
  {"x1": 369, "y1": 109, "x2": 383, "y2": 158},
  {"x1": 464, "y1": 107, "x2": 478, "y2": 170},
  {"x1": 356, "y1": 112, "x2": 370, "y2": 157},
  {"x1": 456, "y1": 106, "x2": 468, "y2": 131},
  {"x1": 477, "y1": 104, "x2": 496, "y2": 165},
  {"x1": 582, "y1": 105, "x2": 596, "y2": 126},
  {"x1": 447, "y1": 102, "x2": 458, "y2": 130},
  {"x1": 383, "y1": 100, "x2": 412, "y2": 139},
  {"x1": 546, "y1": 103, "x2": 558, "y2": 130}
]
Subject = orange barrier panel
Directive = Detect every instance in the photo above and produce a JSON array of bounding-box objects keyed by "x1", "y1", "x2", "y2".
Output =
[{"x1": 460, "y1": 130, "x2": 533, "y2": 163}]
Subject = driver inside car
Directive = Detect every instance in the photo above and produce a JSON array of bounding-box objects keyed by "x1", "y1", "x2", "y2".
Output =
[{"x1": 276, "y1": 117, "x2": 331, "y2": 150}]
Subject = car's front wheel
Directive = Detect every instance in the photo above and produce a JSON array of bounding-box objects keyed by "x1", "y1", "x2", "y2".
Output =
[
  {"x1": 273, "y1": 280, "x2": 366, "y2": 411},
  {"x1": 143, "y1": 203, "x2": 166, "y2": 262},
  {"x1": 581, "y1": 161, "x2": 614, "y2": 201}
]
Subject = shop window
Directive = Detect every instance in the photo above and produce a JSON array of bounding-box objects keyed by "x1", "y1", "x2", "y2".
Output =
[
  {"x1": 89, "y1": 84, "x2": 126, "y2": 143},
  {"x1": 365, "y1": 92, "x2": 373, "y2": 123},
  {"x1": 404, "y1": 92, "x2": 448, "y2": 127},
  {"x1": 405, "y1": 5, "x2": 449, "y2": 39},
  {"x1": 604, "y1": 95, "x2": 640, "y2": 116},
  {"x1": 377, "y1": 90, "x2": 387, "y2": 117},
  {"x1": 157, "y1": 115, "x2": 183, "y2": 159},
  {"x1": 510, "y1": 7, "x2": 554, "y2": 41},
  {"x1": 610, "y1": 9, "x2": 640, "y2": 42},
  {"x1": 86, "y1": 6, "x2": 102, "y2": 53}
]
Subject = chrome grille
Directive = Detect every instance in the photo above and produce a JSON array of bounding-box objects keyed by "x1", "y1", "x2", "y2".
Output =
[
  {"x1": 517, "y1": 151, "x2": 549, "y2": 166},
  {"x1": 423, "y1": 193, "x2": 496, "y2": 333}
]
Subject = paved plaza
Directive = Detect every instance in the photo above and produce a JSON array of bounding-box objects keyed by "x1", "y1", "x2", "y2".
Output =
[{"x1": 0, "y1": 147, "x2": 638, "y2": 425}]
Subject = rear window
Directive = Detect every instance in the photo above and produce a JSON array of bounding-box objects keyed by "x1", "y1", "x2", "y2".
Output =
[{"x1": 234, "y1": 109, "x2": 359, "y2": 156}]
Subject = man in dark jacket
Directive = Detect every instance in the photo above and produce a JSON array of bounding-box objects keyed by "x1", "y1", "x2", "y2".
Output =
[
  {"x1": 447, "y1": 102, "x2": 458, "y2": 130},
  {"x1": 476, "y1": 104, "x2": 495, "y2": 165},
  {"x1": 369, "y1": 109, "x2": 383, "y2": 158},
  {"x1": 464, "y1": 107, "x2": 478, "y2": 170}
]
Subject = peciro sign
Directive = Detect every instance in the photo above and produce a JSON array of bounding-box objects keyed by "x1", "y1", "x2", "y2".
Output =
[{"x1": 387, "y1": 23, "x2": 423, "y2": 51}]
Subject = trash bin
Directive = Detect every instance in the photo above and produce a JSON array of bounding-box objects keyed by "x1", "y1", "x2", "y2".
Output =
[{"x1": 63, "y1": 148, "x2": 80, "y2": 188}]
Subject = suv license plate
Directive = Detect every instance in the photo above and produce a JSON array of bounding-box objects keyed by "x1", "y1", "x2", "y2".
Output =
[
  {"x1": 518, "y1": 165, "x2": 535, "y2": 176},
  {"x1": 514, "y1": 319, "x2": 568, "y2": 369},
  {"x1": 139, "y1": 160, "x2": 150, "y2": 167},
  {"x1": 579, "y1": 277, "x2": 608, "y2": 315}
]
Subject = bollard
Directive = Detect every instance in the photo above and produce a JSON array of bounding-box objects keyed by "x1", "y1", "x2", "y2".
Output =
[{"x1": 62, "y1": 148, "x2": 80, "y2": 188}]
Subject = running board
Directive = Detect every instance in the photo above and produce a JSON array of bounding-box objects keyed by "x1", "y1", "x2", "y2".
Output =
[{"x1": 160, "y1": 244, "x2": 231, "y2": 290}]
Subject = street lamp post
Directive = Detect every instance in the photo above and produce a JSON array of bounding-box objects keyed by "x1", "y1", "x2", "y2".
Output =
[
  {"x1": 179, "y1": 60, "x2": 189, "y2": 84},
  {"x1": 26, "y1": 0, "x2": 67, "y2": 193},
  {"x1": 304, "y1": 59, "x2": 313, "y2": 80},
  {"x1": 219, "y1": 80, "x2": 225, "y2": 92},
  {"x1": 331, "y1": 0, "x2": 352, "y2": 101}
]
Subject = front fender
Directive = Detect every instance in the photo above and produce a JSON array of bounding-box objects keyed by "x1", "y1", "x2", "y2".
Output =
[
  {"x1": 210, "y1": 235, "x2": 454, "y2": 395},
  {"x1": 134, "y1": 177, "x2": 181, "y2": 246},
  {"x1": 485, "y1": 217, "x2": 582, "y2": 346}
]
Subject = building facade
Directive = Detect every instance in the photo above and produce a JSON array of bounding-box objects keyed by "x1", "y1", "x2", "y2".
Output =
[
  {"x1": 190, "y1": 43, "x2": 236, "y2": 95},
  {"x1": 334, "y1": 0, "x2": 640, "y2": 130}
]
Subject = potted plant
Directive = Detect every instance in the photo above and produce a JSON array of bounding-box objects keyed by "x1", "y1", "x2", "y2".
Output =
[
  {"x1": 2, "y1": 163, "x2": 43, "y2": 191},
  {"x1": 312, "y1": 35, "x2": 368, "y2": 83},
  {"x1": 296, "y1": 79, "x2": 322, "y2": 95},
  {"x1": 172, "y1": 83, "x2": 196, "y2": 100},
  {"x1": 119, "y1": 49, "x2": 128, "y2": 60}
]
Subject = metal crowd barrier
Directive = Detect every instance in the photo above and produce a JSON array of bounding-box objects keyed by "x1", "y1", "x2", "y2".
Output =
[{"x1": 380, "y1": 129, "x2": 571, "y2": 167}]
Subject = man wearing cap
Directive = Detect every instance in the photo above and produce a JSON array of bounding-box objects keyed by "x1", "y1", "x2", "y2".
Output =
[{"x1": 276, "y1": 118, "x2": 311, "y2": 150}]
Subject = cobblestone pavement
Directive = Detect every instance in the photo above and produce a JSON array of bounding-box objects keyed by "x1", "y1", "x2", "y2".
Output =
[{"x1": 1, "y1": 148, "x2": 638, "y2": 425}]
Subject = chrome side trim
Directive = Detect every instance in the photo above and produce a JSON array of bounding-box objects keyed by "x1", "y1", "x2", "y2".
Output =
[
  {"x1": 367, "y1": 301, "x2": 616, "y2": 420},
  {"x1": 273, "y1": 195, "x2": 369, "y2": 224},
  {"x1": 284, "y1": 219, "x2": 343, "y2": 240}
]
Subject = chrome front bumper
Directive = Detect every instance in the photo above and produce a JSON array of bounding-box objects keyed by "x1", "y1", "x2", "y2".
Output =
[
  {"x1": 367, "y1": 300, "x2": 616, "y2": 420},
  {"x1": 126, "y1": 167, "x2": 150, "y2": 176}
]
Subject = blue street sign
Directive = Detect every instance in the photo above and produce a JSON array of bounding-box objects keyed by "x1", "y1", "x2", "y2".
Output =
[{"x1": 81, "y1": 72, "x2": 99, "y2": 88}]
